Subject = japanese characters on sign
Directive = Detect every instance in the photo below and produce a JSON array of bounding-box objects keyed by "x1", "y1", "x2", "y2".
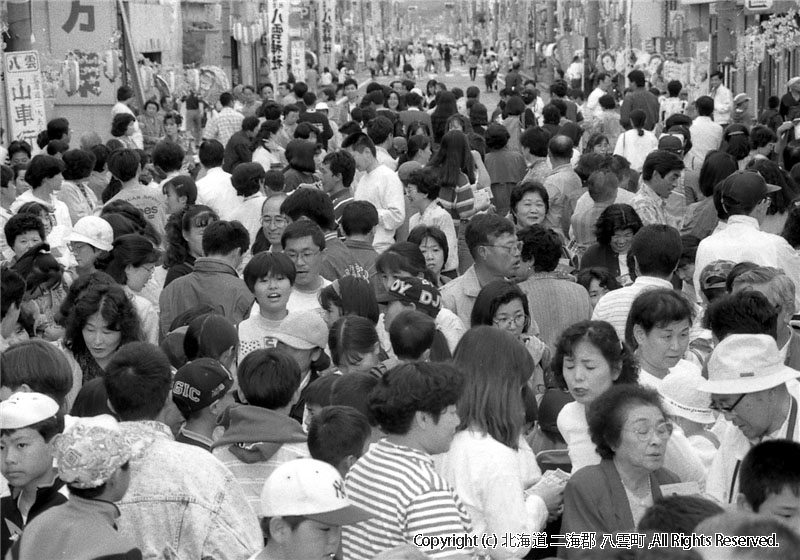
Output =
[
  {"x1": 48, "y1": 0, "x2": 118, "y2": 105},
  {"x1": 317, "y1": 0, "x2": 336, "y2": 71},
  {"x1": 4, "y1": 51, "x2": 48, "y2": 147},
  {"x1": 267, "y1": 0, "x2": 290, "y2": 84},
  {"x1": 290, "y1": 38, "x2": 307, "y2": 82}
]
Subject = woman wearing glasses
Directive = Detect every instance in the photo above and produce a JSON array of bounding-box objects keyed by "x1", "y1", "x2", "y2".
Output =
[
  {"x1": 101, "y1": 233, "x2": 160, "y2": 344},
  {"x1": 560, "y1": 384, "x2": 679, "y2": 545},
  {"x1": 163, "y1": 205, "x2": 219, "y2": 287}
]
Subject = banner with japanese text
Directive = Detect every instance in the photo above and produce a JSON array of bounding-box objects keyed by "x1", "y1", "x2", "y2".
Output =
[
  {"x1": 267, "y1": 0, "x2": 290, "y2": 84},
  {"x1": 4, "y1": 51, "x2": 48, "y2": 147},
  {"x1": 47, "y1": 0, "x2": 119, "y2": 105},
  {"x1": 290, "y1": 39, "x2": 307, "y2": 81},
  {"x1": 317, "y1": 0, "x2": 336, "y2": 71}
]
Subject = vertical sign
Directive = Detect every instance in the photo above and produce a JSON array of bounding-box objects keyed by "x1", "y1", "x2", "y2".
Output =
[
  {"x1": 267, "y1": 0, "x2": 290, "y2": 83},
  {"x1": 290, "y1": 39, "x2": 306, "y2": 81},
  {"x1": 4, "y1": 51, "x2": 48, "y2": 147},
  {"x1": 47, "y1": 0, "x2": 118, "y2": 105},
  {"x1": 317, "y1": 0, "x2": 336, "y2": 71}
]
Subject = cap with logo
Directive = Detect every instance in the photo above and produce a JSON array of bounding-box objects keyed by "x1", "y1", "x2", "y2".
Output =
[
  {"x1": 699, "y1": 259, "x2": 736, "y2": 292},
  {"x1": 260, "y1": 458, "x2": 373, "y2": 525},
  {"x1": 67, "y1": 216, "x2": 114, "y2": 252},
  {"x1": 0, "y1": 392, "x2": 59, "y2": 430},
  {"x1": 660, "y1": 370, "x2": 715, "y2": 424},
  {"x1": 55, "y1": 416, "x2": 131, "y2": 488},
  {"x1": 719, "y1": 170, "x2": 781, "y2": 213},
  {"x1": 657, "y1": 135, "x2": 684, "y2": 155},
  {"x1": 386, "y1": 276, "x2": 441, "y2": 318},
  {"x1": 273, "y1": 311, "x2": 328, "y2": 350},
  {"x1": 172, "y1": 358, "x2": 234, "y2": 417},
  {"x1": 697, "y1": 334, "x2": 800, "y2": 394}
]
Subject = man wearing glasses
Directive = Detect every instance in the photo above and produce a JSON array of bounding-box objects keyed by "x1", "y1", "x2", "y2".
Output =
[
  {"x1": 441, "y1": 213, "x2": 521, "y2": 328},
  {"x1": 694, "y1": 171, "x2": 800, "y2": 310},
  {"x1": 698, "y1": 334, "x2": 800, "y2": 505}
]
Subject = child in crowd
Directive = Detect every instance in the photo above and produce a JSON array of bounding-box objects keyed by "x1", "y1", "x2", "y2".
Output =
[
  {"x1": 264, "y1": 169, "x2": 285, "y2": 194},
  {"x1": 211, "y1": 348, "x2": 308, "y2": 513},
  {"x1": 162, "y1": 175, "x2": 198, "y2": 215},
  {"x1": 302, "y1": 375, "x2": 337, "y2": 432},
  {"x1": 11, "y1": 243, "x2": 66, "y2": 341},
  {"x1": 172, "y1": 358, "x2": 235, "y2": 451},
  {"x1": 388, "y1": 309, "x2": 437, "y2": 362},
  {"x1": 0, "y1": 393, "x2": 66, "y2": 556},
  {"x1": 328, "y1": 316, "x2": 383, "y2": 375},
  {"x1": 739, "y1": 440, "x2": 800, "y2": 533},
  {"x1": 308, "y1": 406, "x2": 372, "y2": 477},
  {"x1": 2, "y1": 214, "x2": 45, "y2": 265},
  {"x1": 238, "y1": 252, "x2": 296, "y2": 361},
  {"x1": 10, "y1": 417, "x2": 141, "y2": 560}
]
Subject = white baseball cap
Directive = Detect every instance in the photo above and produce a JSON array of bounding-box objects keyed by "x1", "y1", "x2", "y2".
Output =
[
  {"x1": 67, "y1": 216, "x2": 114, "y2": 252},
  {"x1": 260, "y1": 458, "x2": 372, "y2": 525},
  {"x1": 660, "y1": 370, "x2": 715, "y2": 424},
  {"x1": 697, "y1": 334, "x2": 800, "y2": 394},
  {"x1": 0, "y1": 392, "x2": 60, "y2": 429}
]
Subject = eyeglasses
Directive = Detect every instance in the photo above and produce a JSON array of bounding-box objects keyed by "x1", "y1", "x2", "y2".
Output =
[
  {"x1": 284, "y1": 249, "x2": 320, "y2": 262},
  {"x1": 67, "y1": 242, "x2": 91, "y2": 252},
  {"x1": 261, "y1": 216, "x2": 288, "y2": 227},
  {"x1": 493, "y1": 313, "x2": 527, "y2": 328},
  {"x1": 710, "y1": 394, "x2": 746, "y2": 414},
  {"x1": 625, "y1": 421, "x2": 674, "y2": 442},
  {"x1": 141, "y1": 264, "x2": 156, "y2": 273},
  {"x1": 482, "y1": 241, "x2": 523, "y2": 255},
  {"x1": 191, "y1": 215, "x2": 218, "y2": 228}
]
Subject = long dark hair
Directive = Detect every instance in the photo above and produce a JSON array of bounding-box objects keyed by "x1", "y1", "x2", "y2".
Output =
[
  {"x1": 163, "y1": 205, "x2": 219, "y2": 268},
  {"x1": 426, "y1": 130, "x2": 475, "y2": 188}
]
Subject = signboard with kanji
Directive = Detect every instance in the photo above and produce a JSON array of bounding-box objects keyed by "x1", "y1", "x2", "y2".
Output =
[
  {"x1": 47, "y1": 0, "x2": 119, "y2": 105},
  {"x1": 267, "y1": 0, "x2": 290, "y2": 84},
  {"x1": 317, "y1": 0, "x2": 336, "y2": 71},
  {"x1": 290, "y1": 39, "x2": 307, "y2": 81},
  {"x1": 4, "y1": 51, "x2": 48, "y2": 147}
]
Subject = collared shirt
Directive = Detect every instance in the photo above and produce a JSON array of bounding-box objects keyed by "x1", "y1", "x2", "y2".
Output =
[
  {"x1": 592, "y1": 275, "x2": 675, "y2": 340},
  {"x1": 195, "y1": 167, "x2": 239, "y2": 221},
  {"x1": 521, "y1": 157, "x2": 552, "y2": 185},
  {"x1": 441, "y1": 265, "x2": 483, "y2": 328},
  {"x1": 376, "y1": 146, "x2": 398, "y2": 171},
  {"x1": 353, "y1": 165, "x2": 405, "y2": 253},
  {"x1": 343, "y1": 439, "x2": 472, "y2": 560},
  {"x1": 694, "y1": 215, "x2": 800, "y2": 309},
  {"x1": 689, "y1": 116, "x2": 724, "y2": 163},
  {"x1": 631, "y1": 183, "x2": 673, "y2": 227},
  {"x1": 202, "y1": 107, "x2": 244, "y2": 148},
  {"x1": 543, "y1": 163, "x2": 583, "y2": 235}
]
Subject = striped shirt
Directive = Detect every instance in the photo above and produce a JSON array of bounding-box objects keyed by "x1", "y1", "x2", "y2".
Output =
[
  {"x1": 591, "y1": 276, "x2": 674, "y2": 340},
  {"x1": 342, "y1": 440, "x2": 473, "y2": 560},
  {"x1": 437, "y1": 173, "x2": 475, "y2": 220}
]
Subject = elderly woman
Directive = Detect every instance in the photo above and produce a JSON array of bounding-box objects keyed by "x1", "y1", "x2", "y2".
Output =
[
  {"x1": 509, "y1": 181, "x2": 549, "y2": 231},
  {"x1": 580, "y1": 203, "x2": 643, "y2": 287},
  {"x1": 560, "y1": 384, "x2": 679, "y2": 546}
]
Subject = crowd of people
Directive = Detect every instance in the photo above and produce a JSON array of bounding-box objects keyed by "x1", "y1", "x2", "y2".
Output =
[{"x1": 1, "y1": 59, "x2": 800, "y2": 560}]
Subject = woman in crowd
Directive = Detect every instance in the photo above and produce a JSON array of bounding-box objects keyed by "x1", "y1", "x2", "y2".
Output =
[
  {"x1": 430, "y1": 91, "x2": 458, "y2": 145},
  {"x1": 561, "y1": 384, "x2": 679, "y2": 544},
  {"x1": 12, "y1": 243, "x2": 67, "y2": 342},
  {"x1": 580, "y1": 204, "x2": 643, "y2": 287},
  {"x1": 66, "y1": 216, "x2": 114, "y2": 280},
  {"x1": 723, "y1": 124, "x2": 751, "y2": 170},
  {"x1": 283, "y1": 139, "x2": 320, "y2": 192},
  {"x1": 484, "y1": 124, "x2": 526, "y2": 217},
  {"x1": 445, "y1": 114, "x2": 472, "y2": 135},
  {"x1": 405, "y1": 120, "x2": 432, "y2": 140},
  {"x1": 439, "y1": 327, "x2": 562, "y2": 559},
  {"x1": 58, "y1": 149, "x2": 98, "y2": 224},
  {"x1": 625, "y1": 288, "x2": 700, "y2": 389},
  {"x1": 509, "y1": 181, "x2": 549, "y2": 231},
  {"x1": 319, "y1": 276, "x2": 380, "y2": 328},
  {"x1": 102, "y1": 233, "x2": 160, "y2": 344},
  {"x1": 62, "y1": 276, "x2": 141, "y2": 384},
  {"x1": 138, "y1": 99, "x2": 165, "y2": 155},
  {"x1": 110, "y1": 113, "x2": 138, "y2": 150},
  {"x1": 407, "y1": 225, "x2": 451, "y2": 287},
  {"x1": 576, "y1": 267, "x2": 621, "y2": 309},
  {"x1": 328, "y1": 315, "x2": 383, "y2": 375},
  {"x1": 7, "y1": 140, "x2": 32, "y2": 167},
  {"x1": 584, "y1": 133, "x2": 611, "y2": 156},
  {"x1": 681, "y1": 151, "x2": 737, "y2": 240},
  {"x1": 163, "y1": 205, "x2": 219, "y2": 287},
  {"x1": 501, "y1": 95, "x2": 526, "y2": 154},
  {"x1": 384, "y1": 90, "x2": 404, "y2": 114},
  {"x1": 613, "y1": 109, "x2": 657, "y2": 173},
  {"x1": 252, "y1": 120, "x2": 286, "y2": 171},
  {"x1": 397, "y1": 135, "x2": 433, "y2": 167}
]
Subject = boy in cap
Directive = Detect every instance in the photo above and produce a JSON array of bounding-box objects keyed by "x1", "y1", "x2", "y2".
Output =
[
  {"x1": 698, "y1": 334, "x2": 800, "y2": 505},
  {"x1": 256, "y1": 458, "x2": 373, "y2": 560},
  {"x1": 694, "y1": 170, "x2": 800, "y2": 309},
  {"x1": 172, "y1": 358, "x2": 235, "y2": 451},
  {"x1": 271, "y1": 310, "x2": 329, "y2": 424},
  {"x1": 0, "y1": 393, "x2": 66, "y2": 556},
  {"x1": 212, "y1": 348, "x2": 308, "y2": 513},
  {"x1": 10, "y1": 417, "x2": 141, "y2": 560}
]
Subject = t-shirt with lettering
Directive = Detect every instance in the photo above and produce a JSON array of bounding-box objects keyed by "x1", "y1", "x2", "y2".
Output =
[
  {"x1": 106, "y1": 184, "x2": 167, "y2": 237},
  {"x1": 237, "y1": 313, "x2": 285, "y2": 362}
]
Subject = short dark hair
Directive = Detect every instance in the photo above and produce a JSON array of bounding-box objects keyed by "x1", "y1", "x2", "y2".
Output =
[
  {"x1": 318, "y1": 277, "x2": 379, "y2": 325},
  {"x1": 199, "y1": 140, "x2": 225, "y2": 168},
  {"x1": 4, "y1": 214, "x2": 45, "y2": 249},
  {"x1": 0, "y1": 414, "x2": 64, "y2": 443},
  {"x1": 638, "y1": 495, "x2": 723, "y2": 533},
  {"x1": 625, "y1": 289, "x2": 694, "y2": 349},
  {"x1": 90, "y1": 144, "x2": 110, "y2": 173},
  {"x1": 628, "y1": 70, "x2": 645, "y2": 87},
  {"x1": 1, "y1": 267, "x2": 26, "y2": 319},
  {"x1": 331, "y1": 373, "x2": 379, "y2": 425},
  {"x1": 304, "y1": 375, "x2": 336, "y2": 408},
  {"x1": 328, "y1": 316, "x2": 379, "y2": 369},
  {"x1": 342, "y1": 132, "x2": 376, "y2": 158},
  {"x1": 237, "y1": 348, "x2": 300, "y2": 409},
  {"x1": 704, "y1": 291, "x2": 778, "y2": 342},
  {"x1": 740, "y1": 440, "x2": 800, "y2": 513},
  {"x1": 510, "y1": 181, "x2": 549, "y2": 219},
  {"x1": 219, "y1": 92, "x2": 234, "y2": 107},
  {"x1": 407, "y1": 167, "x2": 440, "y2": 200},
  {"x1": 407, "y1": 225, "x2": 449, "y2": 268},
  {"x1": 695, "y1": 96, "x2": 714, "y2": 117},
  {"x1": 280, "y1": 220, "x2": 325, "y2": 251},
  {"x1": 630, "y1": 224, "x2": 682, "y2": 277},
  {"x1": 588, "y1": 384, "x2": 665, "y2": 460},
  {"x1": 117, "y1": 86, "x2": 134, "y2": 102},
  {"x1": 389, "y1": 310, "x2": 436, "y2": 360},
  {"x1": 105, "y1": 342, "x2": 173, "y2": 421},
  {"x1": 293, "y1": 81, "x2": 308, "y2": 98},
  {"x1": 279, "y1": 188, "x2": 336, "y2": 231},
  {"x1": 366, "y1": 116, "x2": 393, "y2": 145},
  {"x1": 576, "y1": 267, "x2": 620, "y2": 294},
  {"x1": 242, "y1": 115, "x2": 260, "y2": 132},
  {"x1": 25, "y1": 155, "x2": 64, "y2": 189},
  {"x1": 231, "y1": 162, "x2": 265, "y2": 197},
  {"x1": 552, "y1": 320, "x2": 638, "y2": 390},
  {"x1": 243, "y1": 251, "x2": 296, "y2": 292},
  {"x1": 62, "y1": 149, "x2": 96, "y2": 181},
  {"x1": 470, "y1": 280, "x2": 531, "y2": 333},
  {"x1": 308, "y1": 406, "x2": 371, "y2": 468},
  {"x1": 202, "y1": 220, "x2": 250, "y2": 256},
  {"x1": 341, "y1": 201, "x2": 379, "y2": 236},
  {"x1": 111, "y1": 113, "x2": 136, "y2": 138},
  {"x1": 282, "y1": 103, "x2": 300, "y2": 117},
  {"x1": 107, "y1": 149, "x2": 141, "y2": 182},
  {"x1": 322, "y1": 151, "x2": 356, "y2": 188},
  {"x1": 595, "y1": 203, "x2": 643, "y2": 246},
  {"x1": 485, "y1": 124, "x2": 510, "y2": 151},
  {"x1": 641, "y1": 150, "x2": 685, "y2": 182},
  {"x1": 369, "y1": 362, "x2": 463, "y2": 435},
  {"x1": 264, "y1": 170, "x2": 285, "y2": 193},
  {"x1": 518, "y1": 224, "x2": 561, "y2": 272},
  {"x1": 163, "y1": 176, "x2": 197, "y2": 206},
  {"x1": 1, "y1": 339, "x2": 73, "y2": 406},
  {"x1": 465, "y1": 213, "x2": 516, "y2": 257}
]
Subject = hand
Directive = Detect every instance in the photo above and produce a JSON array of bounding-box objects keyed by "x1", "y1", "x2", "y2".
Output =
[
  {"x1": 528, "y1": 483, "x2": 564, "y2": 516},
  {"x1": 777, "y1": 121, "x2": 794, "y2": 134}
]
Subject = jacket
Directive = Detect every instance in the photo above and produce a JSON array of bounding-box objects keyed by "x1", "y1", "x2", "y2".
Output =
[
  {"x1": 117, "y1": 421, "x2": 262, "y2": 560},
  {"x1": 212, "y1": 405, "x2": 309, "y2": 512},
  {"x1": 159, "y1": 257, "x2": 254, "y2": 337},
  {"x1": 1, "y1": 475, "x2": 67, "y2": 557}
]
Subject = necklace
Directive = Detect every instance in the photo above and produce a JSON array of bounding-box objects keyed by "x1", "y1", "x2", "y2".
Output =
[{"x1": 620, "y1": 474, "x2": 652, "y2": 507}]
